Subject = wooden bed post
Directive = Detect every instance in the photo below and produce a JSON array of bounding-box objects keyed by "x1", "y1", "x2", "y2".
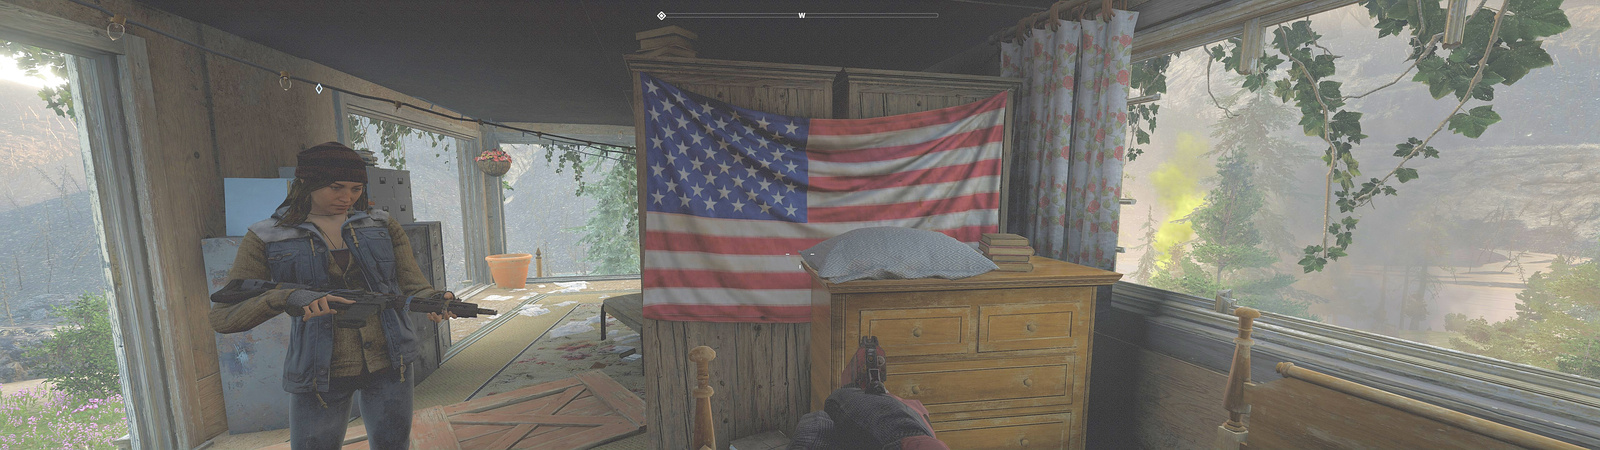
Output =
[
  {"x1": 1218, "y1": 307, "x2": 1260, "y2": 450},
  {"x1": 691, "y1": 345, "x2": 717, "y2": 450}
]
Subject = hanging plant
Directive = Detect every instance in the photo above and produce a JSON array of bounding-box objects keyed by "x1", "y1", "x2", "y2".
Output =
[
  {"x1": 1204, "y1": 0, "x2": 1571, "y2": 273},
  {"x1": 476, "y1": 147, "x2": 513, "y2": 177}
]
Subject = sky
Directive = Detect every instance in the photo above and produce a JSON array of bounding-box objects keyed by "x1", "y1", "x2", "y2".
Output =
[{"x1": 0, "y1": 54, "x2": 67, "y2": 88}]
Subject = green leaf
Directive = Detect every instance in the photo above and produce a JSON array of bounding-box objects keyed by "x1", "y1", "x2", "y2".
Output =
[
  {"x1": 1488, "y1": 41, "x2": 1554, "y2": 85},
  {"x1": 1393, "y1": 138, "x2": 1419, "y2": 157},
  {"x1": 1274, "y1": 79, "x2": 1294, "y2": 102},
  {"x1": 1503, "y1": 0, "x2": 1571, "y2": 42},
  {"x1": 1447, "y1": 105, "x2": 1502, "y2": 138},
  {"x1": 1396, "y1": 167, "x2": 1420, "y2": 182},
  {"x1": 1450, "y1": 10, "x2": 1499, "y2": 64}
]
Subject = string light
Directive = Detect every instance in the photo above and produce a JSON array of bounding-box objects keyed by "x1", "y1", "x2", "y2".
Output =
[{"x1": 63, "y1": 0, "x2": 637, "y2": 157}]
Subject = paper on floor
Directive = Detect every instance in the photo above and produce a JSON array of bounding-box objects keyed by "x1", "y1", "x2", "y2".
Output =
[
  {"x1": 481, "y1": 294, "x2": 514, "y2": 301},
  {"x1": 551, "y1": 300, "x2": 577, "y2": 307},
  {"x1": 552, "y1": 281, "x2": 589, "y2": 293},
  {"x1": 515, "y1": 304, "x2": 551, "y2": 317},
  {"x1": 608, "y1": 345, "x2": 635, "y2": 354},
  {"x1": 547, "y1": 321, "x2": 594, "y2": 339},
  {"x1": 622, "y1": 354, "x2": 642, "y2": 362}
]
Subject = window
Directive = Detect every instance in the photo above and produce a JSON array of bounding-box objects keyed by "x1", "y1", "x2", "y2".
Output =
[
  {"x1": 0, "y1": 40, "x2": 129, "y2": 448},
  {"x1": 1118, "y1": 1, "x2": 1599, "y2": 381},
  {"x1": 345, "y1": 114, "x2": 472, "y2": 289},
  {"x1": 499, "y1": 143, "x2": 640, "y2": 278}
]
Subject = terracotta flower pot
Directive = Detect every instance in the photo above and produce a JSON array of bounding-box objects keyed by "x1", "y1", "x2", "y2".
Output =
[{"x1": 485, "y1": 253, "x2": 532, "y2": 288}]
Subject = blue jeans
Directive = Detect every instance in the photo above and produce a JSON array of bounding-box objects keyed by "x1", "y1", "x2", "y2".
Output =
[{"x1": 289, "y1": 364, "x2": 412, "y2": 450}]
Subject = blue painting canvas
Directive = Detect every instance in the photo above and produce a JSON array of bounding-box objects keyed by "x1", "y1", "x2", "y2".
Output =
[{"x1": 224, "y1": 178, "x2": 291, "y2": 237}]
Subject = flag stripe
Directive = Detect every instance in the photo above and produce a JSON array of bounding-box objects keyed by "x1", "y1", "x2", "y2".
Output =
[
  {"x1": 809, "y1": 158, "x2": 1005, "y2": 193},
  {"x1": 645, "y1": 230, "x2": 822, "y2": 255},
  {"x1": 645, "y1": 268, "x2": 814, "y2": 290},
  {"x1": 807, "y1": 108, "x2": 1008, "y2": 152},
  {"x1": 807, "y1": 126, "x2": 1004, "y2": 164},
  {"x1": 810, "y1": 177, "x2": 1001, "y2": 211},
  {"x1": 809, "y1": 193, "x2": 999, "y2": 224},
  {"x1": 808, "y1": 140, "x2": 1002, "y2": 179},
  {"x1": 646, "y1": 210, "x2": 998, "y2": 239},
  {"x1": 644, "y1": 288, "x2": 814, "y2": 307},
  {"x1": 643, "y1": 303, "x2": 813, "y2": 323},
  {"x1": 808, "y1": 94, "x2": 1008, "y2": 136},
  {"x1": 643, "y1": 225, "x2": 995, "y2": 256},
  {"x1": 643, "y1": 251, "x2": 805, "y2": 273}
]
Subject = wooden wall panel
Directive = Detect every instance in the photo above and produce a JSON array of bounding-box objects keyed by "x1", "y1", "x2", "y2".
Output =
[
  {"x1": 6, "y1": 1, "x2": 476, "y2": 445},
  {"x1": 1133, "y1": 349, "x2": 1230, "y2": 449}
]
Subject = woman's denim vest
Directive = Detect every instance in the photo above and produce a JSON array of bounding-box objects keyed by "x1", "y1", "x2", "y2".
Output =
[{"x1": 247, "y1": 207, "x2": 421, "y2": 394}]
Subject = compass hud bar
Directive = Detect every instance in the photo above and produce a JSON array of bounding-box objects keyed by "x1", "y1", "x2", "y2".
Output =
[{"x1": 659, "y1": 12, "x2": 939, "y2": 20}]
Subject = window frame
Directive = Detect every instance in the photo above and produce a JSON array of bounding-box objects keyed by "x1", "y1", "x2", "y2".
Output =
[{"x1": 0, "y1": 2, "x2": 185, "y2": 448}]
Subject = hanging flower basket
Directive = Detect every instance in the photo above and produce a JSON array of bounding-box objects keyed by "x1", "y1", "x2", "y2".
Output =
[{"x1": 475, "y1": 148, "x2": 512, "y2": 177}]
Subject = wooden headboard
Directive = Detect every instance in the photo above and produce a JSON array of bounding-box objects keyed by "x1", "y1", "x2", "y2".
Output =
[{"x1": 1216, "y1": 308, "x2": 1583, "y2": 450}]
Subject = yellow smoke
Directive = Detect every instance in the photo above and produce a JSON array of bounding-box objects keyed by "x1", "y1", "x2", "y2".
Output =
[{"x1": 1149, "y1": 132, "x2": 1212, "y2": 268}]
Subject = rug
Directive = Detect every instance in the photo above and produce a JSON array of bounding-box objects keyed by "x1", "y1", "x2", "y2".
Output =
[{"x1": 473, "y1": 303, "x2": 646, "y2": 400}]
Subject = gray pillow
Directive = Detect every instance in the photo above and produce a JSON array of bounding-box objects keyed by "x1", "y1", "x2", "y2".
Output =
[{"x1": 801, "y1": 227, "x2": 998, "y2": 283}]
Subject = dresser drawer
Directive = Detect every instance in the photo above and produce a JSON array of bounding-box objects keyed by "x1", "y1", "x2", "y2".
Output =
[
  {"x1": 885, "y1": 359, "x2": 1072, "y2": 406},
  {"x1": 979, "y1": 303, "x2": 1081, "y2": 352},
  {"x1": 932, "y1": 413, "x2": 1071, "y2": 450},
  {"x1": 860, "y1": 307, "x2": 973, "y2": 357}
]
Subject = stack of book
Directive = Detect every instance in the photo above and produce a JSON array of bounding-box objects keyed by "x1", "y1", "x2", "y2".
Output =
[{"x1": 980, "y1": 233, "x2": 1033, "y2": 272}]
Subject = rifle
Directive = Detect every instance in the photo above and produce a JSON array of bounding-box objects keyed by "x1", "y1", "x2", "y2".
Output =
[
  {"x1": 840, "y1": 335, "x2": 888, "y2": 395},
  {"x1": 210, "y1": 279, "x2": 497, "y2": 329}
]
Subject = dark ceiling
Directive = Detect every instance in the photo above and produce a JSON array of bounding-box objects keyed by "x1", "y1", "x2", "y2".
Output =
[{"x1": 134, "y1": 0, "x2": 1063, "y2": 126}]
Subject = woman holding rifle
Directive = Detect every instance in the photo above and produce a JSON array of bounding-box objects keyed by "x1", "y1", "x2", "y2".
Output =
[{"x1": 210, "y1": 142, "x2": 455, "y2": 450}]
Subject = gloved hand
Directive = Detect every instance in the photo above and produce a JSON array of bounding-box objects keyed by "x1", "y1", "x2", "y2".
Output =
[{"x1": 787, "y1": 387, "x2": 946, "y2": 450}]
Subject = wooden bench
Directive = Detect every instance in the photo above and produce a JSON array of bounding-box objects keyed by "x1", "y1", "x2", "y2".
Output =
[{"x1": 600, "y1": 293, "x2": 644, "y2": 341}]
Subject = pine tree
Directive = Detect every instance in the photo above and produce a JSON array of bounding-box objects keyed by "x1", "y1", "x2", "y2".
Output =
[
  {"x1": 1151, "y1": 148, "x2": 1317, "y2": 319},
  {"x1": 1207, "y1": 92, "x2": 1314, "y2": 261},
  {"x1": 1130, "y1": 205, "x2": 1160, "y2": 283},
  {"x1": 565, "y1": 152, "x2": 640, "y2": 276}
]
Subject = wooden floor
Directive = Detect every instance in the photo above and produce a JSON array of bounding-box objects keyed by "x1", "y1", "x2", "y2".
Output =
[{"x1": 201, "y1": 280, "x2": 647, "y2": 450}]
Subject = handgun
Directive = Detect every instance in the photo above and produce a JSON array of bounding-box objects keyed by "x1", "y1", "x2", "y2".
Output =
[
  {"x1": 210, "y1": 278, "x2": 497, "y2": 328},
  {"x1": 840, "y1": 335, "x2": 888, "y2": 395}
]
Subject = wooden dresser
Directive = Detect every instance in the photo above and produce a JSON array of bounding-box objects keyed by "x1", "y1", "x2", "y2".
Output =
[{"x1": 807, "y1": 256, "x2": 1121, "y2": 449}]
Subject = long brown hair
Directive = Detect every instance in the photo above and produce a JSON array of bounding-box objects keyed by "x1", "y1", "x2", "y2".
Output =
[{"x1": 274, "y1": 177, "x2": 369, "y2": 227}]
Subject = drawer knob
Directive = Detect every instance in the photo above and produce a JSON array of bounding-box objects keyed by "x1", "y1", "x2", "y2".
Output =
[
  {"x1": 910, "y1": 385, "x2": 922, "y2": 395},
  {"x1": 1023, "y1": 378, "x2": 1033, "y2": 387},
  {"x1": 1025, "y1": 323, "x2": 1037, "y2": 332},
  {"x1": 911, "y1": 327, "x2": 922, "y2": 338},
  {"x1": 1020, "y1": 438, "x2": 1030, "y2": 447}
]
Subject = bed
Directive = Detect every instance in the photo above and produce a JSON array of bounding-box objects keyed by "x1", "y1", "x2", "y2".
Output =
[{"x1": 1215, "y1": 307, "x2": 1583, "y2": 450}]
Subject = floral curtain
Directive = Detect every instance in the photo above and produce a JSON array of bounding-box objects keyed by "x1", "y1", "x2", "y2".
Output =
[{"x1": 1001, "y1": 10, "x2": 1136, "y2": 271}]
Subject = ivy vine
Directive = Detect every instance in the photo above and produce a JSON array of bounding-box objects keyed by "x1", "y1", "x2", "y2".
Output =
[
  {"x1": 1126, "y1": 55, "x2": 1171, "y2": 162},
  {"x1": 1202, "y1": 0, "x2": 1570, "y2": 273}
]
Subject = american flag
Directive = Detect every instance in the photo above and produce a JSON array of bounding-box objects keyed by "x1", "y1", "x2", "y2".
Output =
[{"x1": 640, "y1": 73, "x2": 1008, "y2": 322}]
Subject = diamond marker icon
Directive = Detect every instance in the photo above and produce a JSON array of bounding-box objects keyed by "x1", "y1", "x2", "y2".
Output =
[{"x1": 658, "y1": 11, "x2": 667, "y2": 20}]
